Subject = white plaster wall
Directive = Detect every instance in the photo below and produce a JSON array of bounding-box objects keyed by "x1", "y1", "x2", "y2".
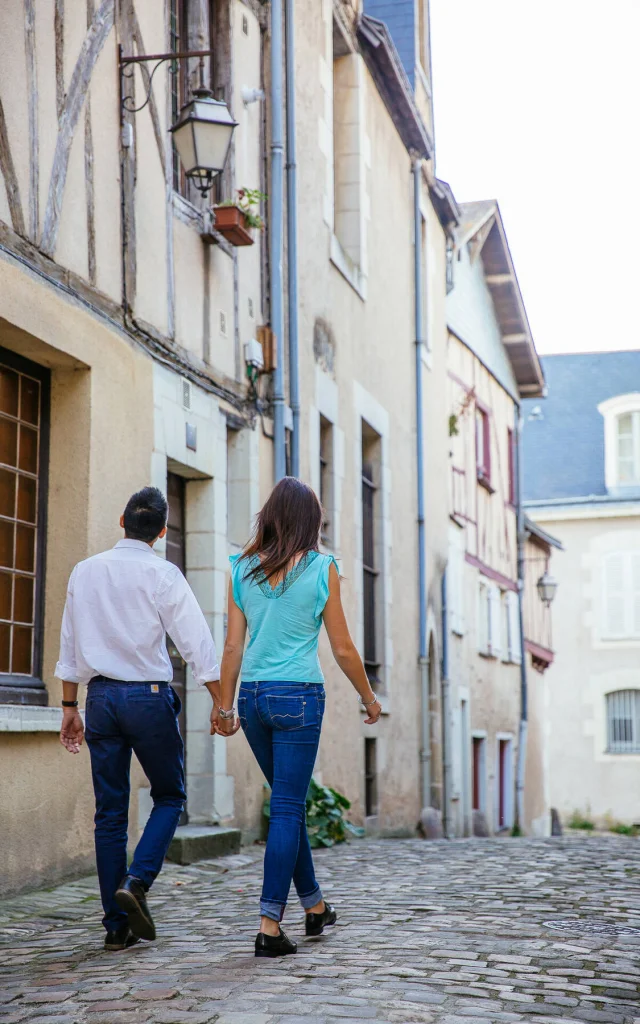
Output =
[{"x1": 533, "y1": 510, "x2": 640, "y2": 825}]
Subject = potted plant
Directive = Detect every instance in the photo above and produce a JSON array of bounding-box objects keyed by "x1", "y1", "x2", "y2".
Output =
[{"x1": 213, "y1": 187, "x2": 266, "y2": 246}]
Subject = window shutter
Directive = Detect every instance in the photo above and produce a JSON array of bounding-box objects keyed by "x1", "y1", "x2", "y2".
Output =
[
  {"x1": 632, "y1": 553, "x2": 640, "y2": 636},
  {"x1": 489, "y1": 584, "x2": 502, "y2": 658},
  {"x1": 508, "y1": 590, "x2": 522, "y2": 664},
  {"x1": 603, "y1": 552, "x2": 627, "y2": 639},
  {"x1": 478, "y1": 580, "x2": 489, "y2": 654}
]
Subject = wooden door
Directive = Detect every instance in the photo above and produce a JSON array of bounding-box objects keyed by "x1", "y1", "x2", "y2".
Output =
[{"x1": 166, "y1": 472, "x2": 187, "y2": 821}]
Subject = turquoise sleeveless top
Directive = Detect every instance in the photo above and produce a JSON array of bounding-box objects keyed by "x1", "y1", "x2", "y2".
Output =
[{"x1": 229, "y1": 550, "x2": 339, "y2": 683}]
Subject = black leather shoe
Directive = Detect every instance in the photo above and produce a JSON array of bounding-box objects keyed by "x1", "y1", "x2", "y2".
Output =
[
  {"x1": 255, "y1": 928, "x2": 298, "y2": 958},
  {"x1": 305, "y1": 901, "x2": 337, "y2": 937},
  {"x1": 104, "y1": 925, "x2": 140, "y2": 951},
  {"x1": 115, "y1": 875, "x2": 156, "y2": 941}
]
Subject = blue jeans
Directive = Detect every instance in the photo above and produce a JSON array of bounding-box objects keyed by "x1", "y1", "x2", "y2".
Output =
[
  {"x1": 84, "y1": 679, "x2": 186, "y2": 933},
  {"x1": 238, "y1": 681, "x2": 325, "y2": 921}
]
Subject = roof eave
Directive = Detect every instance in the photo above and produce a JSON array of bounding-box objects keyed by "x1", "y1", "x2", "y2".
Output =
[
  {"x1": 357, "y1": 14, "x2": 433, "y2": 161},
  {"x1": 524, "y1": 515, "x2": 564, "y2": 551}
]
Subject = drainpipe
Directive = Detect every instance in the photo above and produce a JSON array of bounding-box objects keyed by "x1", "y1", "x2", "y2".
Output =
[
  {"x1": 441, "y1": 569, "x2": 451, "y2": 837},
  {"x1": 285, "y1": 0, "x2": 300, "y2": 478},
  {"x1": 270, "y1": 0, "x2": 286, "y2": 481},
  {"x1": 413, "y1": 159, "x2": 430, "y2": 810},
  {"x1": 514, "y1": 404, "x2": 528, "y2": 832}
]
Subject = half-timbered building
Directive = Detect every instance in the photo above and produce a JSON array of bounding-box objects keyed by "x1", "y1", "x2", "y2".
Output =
[{"x1": 445, "y1": 200, "x2": 558, "y2": 837}]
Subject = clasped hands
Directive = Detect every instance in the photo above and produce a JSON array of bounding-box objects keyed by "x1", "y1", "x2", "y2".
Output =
[{"x1": 210, "y1": 703, "x2": 241, "y2": 738}]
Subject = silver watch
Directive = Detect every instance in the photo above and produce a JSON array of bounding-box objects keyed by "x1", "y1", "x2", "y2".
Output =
[{"x1": 218, "y1": 707, "x2": 236, "y2": 720}]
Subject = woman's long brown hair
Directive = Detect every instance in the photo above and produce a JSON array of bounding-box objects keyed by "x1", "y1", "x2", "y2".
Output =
[{"x1": 242, "y1": 476, "x2": 323, "y2": 584}]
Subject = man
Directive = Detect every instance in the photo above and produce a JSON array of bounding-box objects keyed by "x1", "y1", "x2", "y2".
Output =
[{"x1": 56, "y1": 486, "x2": 224, "y2": 951}]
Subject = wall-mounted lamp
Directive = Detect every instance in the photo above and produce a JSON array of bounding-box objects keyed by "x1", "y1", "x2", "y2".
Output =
[
  {"x1": 119, "y1": 47, "x2": 237, "y2": 197},
  {"x1": 536, "y1": 570, "x2": 558, "y2": 606}
]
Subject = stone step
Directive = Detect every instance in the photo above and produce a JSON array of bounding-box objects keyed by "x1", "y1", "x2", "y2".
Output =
[{"x1": 166, "y1": 825, "x2": 242, "y2": 865}]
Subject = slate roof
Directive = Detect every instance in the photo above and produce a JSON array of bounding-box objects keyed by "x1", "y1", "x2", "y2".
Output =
[
  {"x1": 363, "y1": 0, "x2": 417, "y2": 88},
  {"x1": 522, "y1": 351, "x2": 640, "y2": 503}
]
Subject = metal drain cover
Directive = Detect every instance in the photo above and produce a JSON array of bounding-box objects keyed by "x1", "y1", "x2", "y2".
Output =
[{"x1": 544, "y1": 919, "x2": 640, "y2": 936}]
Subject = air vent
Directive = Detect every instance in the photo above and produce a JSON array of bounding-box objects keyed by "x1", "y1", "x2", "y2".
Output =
[
  {"x1": 220, "y1": 311, "x2": 228, "y2": 336},
  {"x1": 242, "y1": 14, "x2": 249, "y2": 35},
  {"x1": 248, "y1": 297, "x2": 254, "y2": 318},
  {"x1": 181, "y1": 378, "x2": 192, "y2": 410}
]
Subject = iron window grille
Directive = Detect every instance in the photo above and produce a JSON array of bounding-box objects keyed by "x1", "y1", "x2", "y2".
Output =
[{"x1": 606, "y1": 690, "x2": 640, "y2": 754}]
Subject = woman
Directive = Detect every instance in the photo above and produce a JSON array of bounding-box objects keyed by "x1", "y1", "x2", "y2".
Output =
[{"x1": 215, "y1": 476, "x2": 382, "y2": 958}]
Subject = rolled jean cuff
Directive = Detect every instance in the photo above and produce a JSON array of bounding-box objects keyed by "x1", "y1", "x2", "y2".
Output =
[
  {"x1": 299, "y1": 884, "x2": 323, "y2": 910},
  {"x1": 260, "y1": 899, "x2": 284, "y2": 922}
]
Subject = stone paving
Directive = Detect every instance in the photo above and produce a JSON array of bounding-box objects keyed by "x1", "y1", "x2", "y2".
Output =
[{"x1": 1, "y1": 836, "x2": 640, "y2": 1024}]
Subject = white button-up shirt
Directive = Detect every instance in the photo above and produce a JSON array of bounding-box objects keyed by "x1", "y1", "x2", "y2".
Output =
[{"x1": 55, "y1": 539, "x2": 220, "y2": 686}]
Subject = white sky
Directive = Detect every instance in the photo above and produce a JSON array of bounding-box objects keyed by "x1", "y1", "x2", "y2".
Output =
[{"x1": 430, "y1": 0, "x2": 640, "y2": 355}]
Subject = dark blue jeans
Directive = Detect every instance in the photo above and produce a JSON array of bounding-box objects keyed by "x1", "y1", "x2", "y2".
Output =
[
  {"x1": 238, "y1": 681, "x2": 325, "y2": 922},
  {"x1": 84, "y1": 679, "x2": 186, "y2": 933}
]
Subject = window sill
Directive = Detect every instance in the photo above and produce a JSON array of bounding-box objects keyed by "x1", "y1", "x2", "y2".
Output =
[
  {"x1": 478, "y1": 650, "x2": 498, "y2": 660},
  {"x1": 0, "y1": 705, "x2": 85, "y2": 733},
  {"x1": 330, "y1": 235, "x2": 367, "y2": 301},
  {"x1": 477, "y1": 472, "x2": 495, "y2": 494}
]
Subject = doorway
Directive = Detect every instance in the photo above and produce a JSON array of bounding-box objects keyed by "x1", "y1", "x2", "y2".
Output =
[
  {"x1": 166, "y1": 472, "x2": 188, "y2": 821},
  {"x1": 497, "y1": 736, "x2": 513, "y2": 831}
]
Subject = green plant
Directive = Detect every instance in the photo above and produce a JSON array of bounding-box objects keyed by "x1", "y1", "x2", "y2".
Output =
[
  {"x1": 218, "y1": 186, "x2": 267, "y2": 229},
  {"x1": 448, "y1": 414, "x2": 459, "y2": 437},
  {"x1": 568, "y1": 810, "x2": 595, "y2": 831},
  {"x1": 609, "y1": 822, "x2": 640, "y2": 836},
  {"x1": 262, "y1": 778, "x2": 365, "y2": 849}
]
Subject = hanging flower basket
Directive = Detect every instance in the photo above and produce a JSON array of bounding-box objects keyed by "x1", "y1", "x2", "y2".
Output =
[{"x1": 213, "y1": 206, "x2": 255, "y2": 246}]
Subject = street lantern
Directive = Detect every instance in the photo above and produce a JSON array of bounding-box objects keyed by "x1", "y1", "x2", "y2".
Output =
[
  {"x1": 170, "y1": 85, "x2": 237, "y2": 196},
  {"x1": 536, "y1": 570, "x2": 558, "y2": 606}
]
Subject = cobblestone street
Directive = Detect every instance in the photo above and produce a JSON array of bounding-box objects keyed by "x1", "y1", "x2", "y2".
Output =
[{"x1": 1, "y1": 836, "x2": 639, "y2": 1024}]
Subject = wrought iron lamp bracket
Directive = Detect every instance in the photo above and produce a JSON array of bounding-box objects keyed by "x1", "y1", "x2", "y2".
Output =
[{"x1": 118, "y1": 47, "x2": 215, "y2": 116}]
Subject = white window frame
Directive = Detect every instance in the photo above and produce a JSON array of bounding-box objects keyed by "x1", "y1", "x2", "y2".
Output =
[
  {"x1": 606, "y1": 690, "x2": 640, "y2": 754},
  {"x1": 598, "y1": 393, "x2": 640, "y2": 490},
  {"x1": 448, "y1": 523, "x2": 465, "y2": 637},
  {"x1": 478, "y1": 578, "x2": 501, "y2": 658}
]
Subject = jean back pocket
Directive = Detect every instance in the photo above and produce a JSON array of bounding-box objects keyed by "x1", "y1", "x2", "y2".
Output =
[{"x1": 265, "y1": 694, "x2": 305, "y2": 731}]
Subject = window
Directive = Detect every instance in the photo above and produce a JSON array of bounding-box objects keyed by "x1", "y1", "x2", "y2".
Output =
[
  {"x1": 362, "y1": 421, "x2": 382, "y2": 690},
  {"x1": 616, "y1": 412, "x2": 640, "y2": 486},
  {"x1": 332, "y1": 26, "x2": 364, "y2": 270},
  {"x1": 598, "y1": 394, "x2": 640, "y2": 491},
  {"x1": 606, "y1": 691, "x2": 640, "y2": 754},
  {"x1": 507, "y1": 428, "x2": 516, "y2": 506},
  {"x1": 171, "y1": 0, "x2": 225, "y2": 202},
  {"x1": 319, "y1": 415, "x2": 334, "y2": 548},
  {"x1": 364, "y1": 737, "x2": 378, "y2": 817},
  {"x1": 602, "y1": 551, "x2": 640, "y2": 641},
  {"x1": 475, "y1": 404, "x2": 491, "y2": 487},
  {"x1": 0, "y1": 350, "x2": 49, "y2": 703}
]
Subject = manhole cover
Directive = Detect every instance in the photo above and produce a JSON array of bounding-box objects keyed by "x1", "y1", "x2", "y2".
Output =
[{"x1": 544, "y1": 919, "x2": 640, "y2": 936}]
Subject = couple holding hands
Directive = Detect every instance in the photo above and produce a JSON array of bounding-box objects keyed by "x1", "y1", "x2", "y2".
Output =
[{"x1": 57, "y1": 477, "x2": 381, "y2": 957}]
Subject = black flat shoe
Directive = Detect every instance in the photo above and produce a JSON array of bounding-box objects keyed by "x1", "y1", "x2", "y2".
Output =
[
  {"x1": 255, "y1": 927, "x2": 298, "y2": 958},
  {"x1": 104, "y1": 925, "x2": 140, "y2": 951},
  {"x1": 305, "y1": 901, "x2": 337, "y2": 937},
  {"x1": 115, "y1": 875, "x2": 156, "y2": 941}
]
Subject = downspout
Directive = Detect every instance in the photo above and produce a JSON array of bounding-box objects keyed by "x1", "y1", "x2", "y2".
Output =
[
  {"x1": 285, "y1": 0, "x2": 300, "y2": 478},
  {"x1": 441, "y1": 569, "x2": 451, "y2": 837},
  {"x1": 514, "y1": 404, "x2": 528, "y2": 833},
  {"x1": 413, "y1": 159, "x2": 430, "y2": 811},
  {"x1": 270, "y1": 0, "x2": 286, "y2": 481}
]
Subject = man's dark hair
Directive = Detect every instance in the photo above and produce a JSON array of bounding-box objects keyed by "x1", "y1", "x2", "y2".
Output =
[{"x1": 123, "y1": 487, "x2": 168, "y2": 542}]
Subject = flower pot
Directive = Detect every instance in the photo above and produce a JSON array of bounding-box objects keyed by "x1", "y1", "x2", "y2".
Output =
[{"x1": 213, "y1": 206, "x2": 255, "y2": 246}]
